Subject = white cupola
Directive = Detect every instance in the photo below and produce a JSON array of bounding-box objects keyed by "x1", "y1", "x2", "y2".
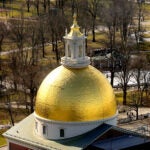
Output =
[{"x1": 61, "y1": 14, "x2": 90, "y2": 68}]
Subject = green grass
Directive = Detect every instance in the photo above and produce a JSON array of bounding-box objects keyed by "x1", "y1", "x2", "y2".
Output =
[
  {"x1": 87, "y1": 32, "x2": 108, "y2": 51},
  {"x1": 0, "y1": 129, "x2": 7, "y2": 147},
  {"x1": 0, "y1": 0, "x2": 47, "y2": 18},
  {"x1": 144, "y1": 3, "x2": 150, "y2": 12},
  {"x1": 0, "y1": 108, "x2": 29, "y2": 124},
  {"x1": 143, "y1": 33, "x2": 150, "y2": 38},
  {"x1": 115, "y1": 92, "x2": 123, "y2": 104},
  {"x1": 115, "y1": 90, "x2": 150, "y2": 106},
  {"x1": 140, "y1": 42, "x2": 150, "y2": 50},
  {"x1": 0, "y1": 107, "x2": 29, "y2": 147},
  {"x1": 115, "y1": 91, "x2": 138, "y2": 105}
]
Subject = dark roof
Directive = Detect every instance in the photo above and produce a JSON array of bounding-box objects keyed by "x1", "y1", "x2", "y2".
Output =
[
  {"x1": 57, "y1": 123, "x2": 112, "y2": 149},
  {"x1": 88, "y1": 125, "x2": 150, "y2": 150},
  {"x1": 91, "y1": 134, "x2": 150, "y2": 150}
]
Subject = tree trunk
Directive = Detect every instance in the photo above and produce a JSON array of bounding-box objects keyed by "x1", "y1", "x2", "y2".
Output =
[
  {"x1": 123, "y1": 86, "x2": 127, "y2": 105},
  {"x1": 92, "y1": 27, "x2": 96, "y2": 42},
  {"x1": 0, "y1": 38, "x2": 3, "y2": 70},
  {"x1": 42, "y1": 39, "x2": 45, "y2": 58},
  {"x1": 37, "y1": 5, "x2": 39, "y2": 16},
  {"x1": 6, "y1": 95, "x2": 14, "y2": 126},
  {"x1": 8, "y1": 106, "x2": 14, "y2": 126},
  {"x1": 47, "y1": 0, "x2": 50, "y2": 12},
  {"x1": 3, "y1": 0, "x2": 6, "y2": 8},
  {"x1": 13, "y1": 81, "x2": 17, "y2": 91},
  {"x1": 110, "y1": 70, "x2": 114, "y2": 87},
  {"x1": 55, "y1": 39, "x2": 59, "y2": 64},
  {"x1": 136, "y1": 105, "x2": 139, "y2": 120},
  {"x1": 30, "y1": 94, "x2": 34, "y2": 113},
  {"x1": 43, "y1": 0, "x2": 46, "y2": 12},
  {"x1": 52, "y1": 32, "x2": 55, "y2": 52},
  {"x1": 26, "y1": 0, "x2": 30, "y2": 12},
  {"x1": 30, "y1": 87, "x2": 36, "y2": 113},
  {"x1": 92, "y1": 20, "x2": 96, "y2": 42}
]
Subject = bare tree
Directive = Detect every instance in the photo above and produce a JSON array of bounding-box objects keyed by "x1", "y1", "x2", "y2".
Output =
[
  {"x1": 137, "y1": 0, "x2": 145, "y2": 33},
  {"x1": 21, "y1": 63, "x2": 39, "y2": 113},
  {"x1": 131, "y1": 55, "x2": 147, "y2": 104},
  {"x1": 129, "y1": 92, "x2": 140, "y2": 120},
  {"x1": 116, "y1": 0, "x2": 135, "y2": 105},
  {"x1": 87, "y1": 0, "x2": 102, "y2": 42},
  {"x1": 34, "y1": 0, "x2": 40, "y2": 16},
  {"x1": 26, "y1": 0, "x2": 31, "y2": 12},
  {"x1": 37, "y1": 16, "x2": 48, "y2": 58},
  {"x1": 116, "y1": 53, "x2": 132, "y2": 105},
  {"x1": 43, "y1": 0, "x2": 47, "y2": 12},
  {"x1": 0, "y1": 22, "x2": 7, "y2": 53},
  {"x1": 8, "y1": 13, "x2": 27, "y2": 57},
  {"x1": 101, "y1": 0, "x2": 120, "y2": 86},
  {"x1": 0, "y1": 22, "x2": 8, "y2": 70},
  {"x1": 9, "y1": 50, "x2": 40, "y2": 113},
  {"x1": 47, "y1": 9, "x2": 66, "y2": 64},
  {"x1": 27, "y1": 22, "x2": 39, "y2": 65},
  {"x1": 47, "y1": 0, "x2": 51, "y2": 12},
  {"x1": 9, "y1": 52, "x2": 21, "y2": 91},
  {"x1": 70, "y1": 0, "x2": 79, "y2": 15},
  {"x1": 55, "y1": 0, "x2": 65, "y2": 14},
  {"x1": 133, "y1": 0, "x2": 145, "y2": 52},
  {"x1": 77, "y1": 0, "x2": 91, "y2": 53},
  {"x1": 6, "y1": 13, "x2": 27, "y2": 91},
  {"x1": 68, "y1": 0, "x2": 101, "y2": 42},
  {"x1": 6, "y1": 92, "x2": 15, "y2": 126},
  {"x1": 2, "y1": 0, "x2": 6, "y2": 8}
]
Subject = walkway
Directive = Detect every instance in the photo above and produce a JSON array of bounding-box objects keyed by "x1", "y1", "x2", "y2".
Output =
[{"x1": 0, "y1": 146, "x2": 7, "y2": 150}]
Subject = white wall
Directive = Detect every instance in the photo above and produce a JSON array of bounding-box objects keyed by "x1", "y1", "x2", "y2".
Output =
[{"x1": 34, "y1": 112, "x2": 117, "y2": 140}]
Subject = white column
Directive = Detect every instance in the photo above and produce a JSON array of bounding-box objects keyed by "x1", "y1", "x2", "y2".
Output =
[
  {"x1": 65, "y1": 40, "x2": 68, "y2": 57},
  {"x1": 83, "y1": 39, "x2": 85, "y2": 57}
]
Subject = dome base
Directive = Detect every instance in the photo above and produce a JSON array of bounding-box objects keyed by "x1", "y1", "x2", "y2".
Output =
[
  {"x1": 34, "y1": 112, "x2": 118, "y2": 140},
  {"x1": 61, "y1": 56, "x2": 90, "y2": 68}
]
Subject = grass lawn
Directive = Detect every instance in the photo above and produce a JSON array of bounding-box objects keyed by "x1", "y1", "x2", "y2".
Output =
[
  {"x1": 144, "y1": 3, "x2": 150, "y2": 12},
  {"x1": 143, "y1": 33, "x2": 150, "y2": 38},
  {"x1": 115, "y1": 92, "x2": 135, "y2": 105},
  {"x1": 0, "y1": 108, "x2": 29, "y2": 125},
  {"x1": 0, "y1": 129, "x2": 7, "y2": 147},
  {"x1": 0, "y1": 107, "x2": 28, "y2": 147},
  {"x1": 140, "y1": 42, "x2": 150, "y2": 50},
  {"x1": 115, "y1": 91, "x2": 139, "y2": 105},
  {"x1": 87, "y1": 32, "x2": 108, "y2": 54},
  {"x1": 0, "y1": 0, "x2": 45, "y2": 18},
  {"x1": 0, "y1": 136, "x2": 6, "y2": 147},
  {"x1": 115, "y1": 90, "x2": 150, "y2": 106}
]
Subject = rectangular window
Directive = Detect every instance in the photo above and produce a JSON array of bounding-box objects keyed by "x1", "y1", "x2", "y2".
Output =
[
  {"x1": 43, "y1": 125, "x2": 46, "y2": 134},
  {"x1": 60, "y1": 129, "x2": 64, "y2": 137}
]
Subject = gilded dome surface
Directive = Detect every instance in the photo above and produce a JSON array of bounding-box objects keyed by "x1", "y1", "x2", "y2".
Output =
[{"x1": 35, "y1": 65, "x2": 117, "y2": 122}]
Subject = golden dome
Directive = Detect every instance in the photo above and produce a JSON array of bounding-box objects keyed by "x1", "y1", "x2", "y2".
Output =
[{"x1": 35, "y1": 65, "x2": 117, "y2": 122}]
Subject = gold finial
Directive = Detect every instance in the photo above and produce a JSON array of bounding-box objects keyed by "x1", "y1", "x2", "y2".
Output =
[
  {"x1": 67, "y1": 13, "x2": 82, "y2": 37},
  {"x1": 73, "y1": 13, "x2": 77, "y2": 25}
]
